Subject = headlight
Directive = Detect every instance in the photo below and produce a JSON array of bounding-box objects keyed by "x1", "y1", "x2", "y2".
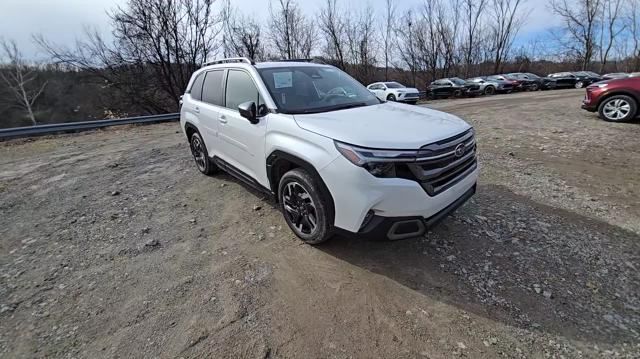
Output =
[{"x1": 334, "y1": 141, "x2": 417, "y2": 177}]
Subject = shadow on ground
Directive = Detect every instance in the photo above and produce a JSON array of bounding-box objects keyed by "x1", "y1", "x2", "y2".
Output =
[{"x1": 319, "y1": 184, "x2": 640, "y2": 346}]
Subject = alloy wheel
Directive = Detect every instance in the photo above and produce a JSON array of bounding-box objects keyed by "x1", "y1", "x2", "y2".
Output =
[
  {"x1": 603, "y1": 99, "x2": 631, "y2": 121},
  {"x1": 190, "y1": 135, "x2": 206, "y2": 172},
  {"x1": 282, "y1": 181, "x2": 318, "y2": 235},
  {"x1": 575, "y1": 81, "x2": 584, "y2": 89}
]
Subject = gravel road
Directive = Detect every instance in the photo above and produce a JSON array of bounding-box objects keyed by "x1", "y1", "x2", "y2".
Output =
[{"x1": 1, "y1": 90, "x2": 639, "y2": 358}]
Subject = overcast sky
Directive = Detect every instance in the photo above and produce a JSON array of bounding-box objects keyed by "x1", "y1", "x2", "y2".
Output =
[{"x1": 0, "y1": 0, "x2": 561, "y2": 59}]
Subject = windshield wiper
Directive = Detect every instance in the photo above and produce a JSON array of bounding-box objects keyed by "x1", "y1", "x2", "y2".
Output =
[{"x1": 293, "y1": 102, "x2": 370, "y2": 114}]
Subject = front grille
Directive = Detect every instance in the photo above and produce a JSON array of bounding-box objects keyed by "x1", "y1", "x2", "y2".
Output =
[{"x1": 407, "y1": 129, "x2": 477, "y2": 196}]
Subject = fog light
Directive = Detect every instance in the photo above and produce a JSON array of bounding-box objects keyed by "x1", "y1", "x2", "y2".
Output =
[{"x1": 363, "y1": 163, "x2": 396, "y2": 177}]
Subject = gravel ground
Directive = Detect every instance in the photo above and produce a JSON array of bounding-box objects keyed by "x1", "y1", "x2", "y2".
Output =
[{"x1": 1, "y1": 89, "x2": 639, "y2": 358}]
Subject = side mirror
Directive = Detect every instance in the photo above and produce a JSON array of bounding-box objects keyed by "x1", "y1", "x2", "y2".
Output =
[{"x1": 238, "y1": 101, "x2": 259, "y2": 124}]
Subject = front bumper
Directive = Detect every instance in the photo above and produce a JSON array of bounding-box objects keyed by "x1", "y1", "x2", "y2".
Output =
[
  {"x1": 581, "y1": 89, "x2": 600, "y2": 112},
  {"x1": 320, "y1": 154, "x2": 479, "y2": 237},
  {"x1": 398, "y1": 93, "x2": 420, "y2": 102},
  {"x1": 340, "y1": 183, "x2": 476, "y2": 240}
]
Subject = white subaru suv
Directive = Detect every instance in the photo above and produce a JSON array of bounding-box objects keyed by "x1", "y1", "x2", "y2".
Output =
[{"x1": 180, "y1": 58, "x2": 478, "y2": 244}]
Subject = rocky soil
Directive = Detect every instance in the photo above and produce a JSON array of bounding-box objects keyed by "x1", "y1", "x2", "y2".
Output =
[{"x1": 1, "y1": 90, "x2": 639, "y2": 358}]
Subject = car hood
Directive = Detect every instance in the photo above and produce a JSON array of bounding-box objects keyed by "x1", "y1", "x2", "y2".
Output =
[{"x1": 293, "y1": 102, "x2": 471, "y2": 149}]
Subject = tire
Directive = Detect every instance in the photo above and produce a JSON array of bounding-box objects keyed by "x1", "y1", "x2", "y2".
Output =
[
  {"x1": 575, "y1": 81, "x2": 584, "y2": 89},
  {"x1": 453, "y1": 89, "x2": 463, "y2": 98},
  {"x1": 189, "y1": 132, "x2": 218, "y2": 175},
  {"x1": 278, "y1": 168, "x2": 334, "y2": 245},
  {"x1": 484, "y1": 86, "x2": 496, "y2": 95},
  {"x1": 387, "y1": 94, "x2": 396, "y2": 102},
  {"x1": 598, "y1": 95, "x2": 637, "y2": 122},
  {"x1": 530, "y1": 83, "x2": 540, "y2": 91}
]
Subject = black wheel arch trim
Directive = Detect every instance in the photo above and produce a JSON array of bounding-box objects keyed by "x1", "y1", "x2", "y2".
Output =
[
  {"x1": 184, "y1": 122, "x2": 199, "y2": 139},
  {"x1": 266, "y1": 150, "x2": 336, "y2": 217}
]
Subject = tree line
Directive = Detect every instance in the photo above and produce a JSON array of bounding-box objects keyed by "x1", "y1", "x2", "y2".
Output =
[{"x1": 1, "y1": 0, "x2": 640, "y2": 128}]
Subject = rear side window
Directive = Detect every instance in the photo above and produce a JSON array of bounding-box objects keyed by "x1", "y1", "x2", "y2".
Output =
[
  {"x1": 225, "y1": 70, "x2": 262, "y2": 110},
  {"x1": 189, "y1": 73, "x2": 205, "y2": 101},
  {"x1": 202, "y1": 70, "x2": 224, "y2": 106}
]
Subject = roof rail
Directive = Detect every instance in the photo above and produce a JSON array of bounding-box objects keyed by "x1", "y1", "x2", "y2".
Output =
[
  {"x1": 203, "y1": 57, "x2": 255, "y2": 67},
  {"x1": 273, "y1": 58, "x2": 326, "y2": 64}
]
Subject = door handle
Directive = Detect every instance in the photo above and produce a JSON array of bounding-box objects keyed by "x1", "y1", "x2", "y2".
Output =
[
  {"x1": 219, "y1": 115, "x2": 228, "y2": 124},
  {"x1": 194, "y1": 106, "x2": 200, "y2": 113}
]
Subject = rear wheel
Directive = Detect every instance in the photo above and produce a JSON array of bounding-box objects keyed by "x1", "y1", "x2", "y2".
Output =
[
  {"x1": 278, "y1": 168, "x2": 333, "y2": 245},
  {"x1": 189, "y1": 132, "x2": 218, "y2": 175},
  {"x1": 530, "y1": 83, "x2": 540, "y2": 91},
  {"x1": 484, "y1": 86, "x2": 496, "y2": 95},
  {"x1": 387, "y1": 94, "x2": 396, "y2": 102},
  {"x1": 598, "y1": 95, "x2": 637, "y2": 122}
]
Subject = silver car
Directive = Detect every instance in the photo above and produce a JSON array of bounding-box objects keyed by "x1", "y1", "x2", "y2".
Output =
[{"x1": 467, "y1": 77, "x2": 513, "y2": 95}]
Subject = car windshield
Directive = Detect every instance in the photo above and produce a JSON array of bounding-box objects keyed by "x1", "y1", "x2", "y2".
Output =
[
  {"x1": 385, "y1": 82, "x2": 405, "y2": 88},
  {"x1": 450, "y1": 78, "x2": 466, "y2": 85},
  {"x1": 257, "y1": 66, "x2": 380, "y2": 114},
  {"x1": 488, "y1": 75, "x2": 503, "y2": 81},
  {"x1": 525, "y1": 73, "x2": 540, "y2": 79}
]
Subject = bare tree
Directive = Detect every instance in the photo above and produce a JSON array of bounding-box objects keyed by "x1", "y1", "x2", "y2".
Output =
[
  {"x1": 550, "y1": 0, "x2": 601, "y2": 70},
  {"x1": 221, "y1": 0, "x2": 264, "y2": 60},
  {"x1": 0, "y1": 40, "x2": 47, "y2": 126},
  {"x1": 382, "y1": 0, "x2": 397, "y2": 80},
  {"x1": 489, "y1": 0, "x2": 527, "y2": 74},
  {"x1": 343, "y1": 5, "x2": 379, "y2": 83},
  {"x1": 462, "y1": 0, "x2": 488, "y2": 77},
  {"x1": 597, "y1": 0, "x2": 625, "y2": 72},
  {"x1": 36, "y1": 0, "x2": 221, "y2": 114},
  {"x1": 268, "y1": 0, "x2": 316, "y2": 59},
  {"x1": 628, "y1": 0, "x2": 640, "y2": 70},
  {"x1": 396, "y1": 10, "x2": 420, "y2": 86},
  {"x1": 319, "y1": 0, "x2": 347, "y2": 69}
]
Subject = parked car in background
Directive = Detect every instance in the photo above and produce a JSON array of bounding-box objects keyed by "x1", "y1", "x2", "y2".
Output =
[
  {"x1": 428, "y1": 77, "x2": 481, "y2": 98},
  {"x1": 487, "y1": 75, "x2": 525, "y2": 91},
  {"x1": 507, "y1": 73, "x2": 557, "y2": 90},
  {"x1": 467, "y1": 77, "x2": 513, "y2": 95},
  {"x1": 548, "y1": 71, "x2": 602, "y2": 88},
  {"x1": 367, "y1": 82, "x2": 420, "y2": 104},
  {"x1": 573, "y1": 71, "x2": 603, "y2": 88},
  {"x1": 602, "y1": 73, "x2": 629, "y2": 80},
  {"x1": 582, "y1": 77, "x2": 640, "y2": 122}
]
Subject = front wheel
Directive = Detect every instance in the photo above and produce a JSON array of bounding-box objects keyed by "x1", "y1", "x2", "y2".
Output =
[
  {"x1": 598, "y1": 95, "x2": 637, "y2": 122},
  {"x1": 278, "y1": 168, "x2": 334, "y2": 244},
  {"x1": 387, "y1": 94, "x2": 396, "y2": 102},
  {"x1": 530, "y1": 83, "x2": 540, "y2": 91},
  {"x1": 484, "y1": 86, "x2": 496, "y2": 95},
  {"x1": 575, "y1": 81, "x2": 585, "y2": 89}
]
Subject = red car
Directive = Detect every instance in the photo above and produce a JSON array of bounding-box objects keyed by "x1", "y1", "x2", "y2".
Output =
[{"x1": 582, "y1": 77, "x2": 640, "y2": 122}]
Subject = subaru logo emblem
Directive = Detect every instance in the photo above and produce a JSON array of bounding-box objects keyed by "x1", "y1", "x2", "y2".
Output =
[{"x1": 454, "y1": 143, "x2": 465, "y2": 157}]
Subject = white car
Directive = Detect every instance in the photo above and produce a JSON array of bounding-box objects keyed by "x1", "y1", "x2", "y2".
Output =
[
  {"x1": 181, "y1": 58, "x2": 478, "y2": 244},
  {"x1": 367, "y1": 82, "x2": 420, "y2": 104}
]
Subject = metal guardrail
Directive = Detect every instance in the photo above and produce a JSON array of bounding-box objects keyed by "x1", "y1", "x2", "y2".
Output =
[{"x1": 0, "y1": 113, "x2": 180, "y2": 140}]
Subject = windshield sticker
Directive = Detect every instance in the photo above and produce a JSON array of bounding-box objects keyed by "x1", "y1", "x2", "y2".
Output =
[{"x1": 273, "y1": 72, "x2": 293, "y2": 89}]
